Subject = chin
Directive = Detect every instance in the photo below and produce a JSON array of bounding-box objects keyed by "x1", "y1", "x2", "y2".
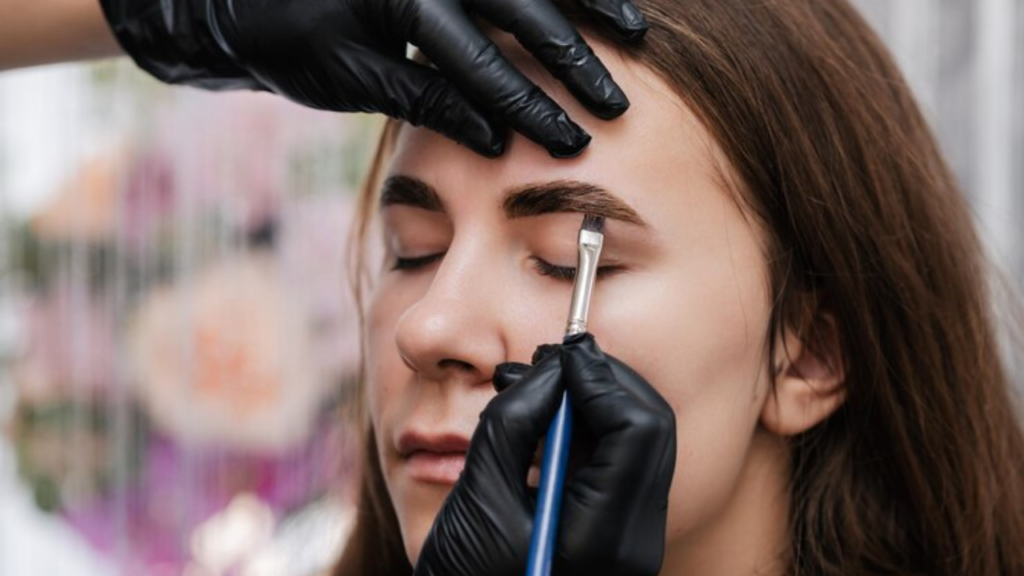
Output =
[
  {"x1": 403, "y1": 537, "x2": 422, "y2": 568},
  {"x1": 394, "y1": 483, "x2": 452, "y2": 566},
  {"x1": 400, "y1": 510, "x2": 437, "y2": 567}
]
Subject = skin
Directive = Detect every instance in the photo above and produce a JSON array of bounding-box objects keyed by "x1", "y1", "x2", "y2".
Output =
[
  {"x1": 365, "y1": 31, "x2": 846, "y2": 575},
  {"x1": 0, "y1": 0, "x2": 121, "y2": 71}
]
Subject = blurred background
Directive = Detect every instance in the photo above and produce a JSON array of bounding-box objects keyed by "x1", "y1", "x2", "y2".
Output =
[
  {"x1": 0, "y1": 1, "x2": 1022, "y2": 575},
  {"x1": 0, "y1": 57, "x2": 378, "y2": 576}
]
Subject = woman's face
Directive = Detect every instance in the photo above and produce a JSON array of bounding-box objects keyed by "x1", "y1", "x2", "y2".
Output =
[{"x1": 365, "y1": 33, "x2": 781, "y2": 566}]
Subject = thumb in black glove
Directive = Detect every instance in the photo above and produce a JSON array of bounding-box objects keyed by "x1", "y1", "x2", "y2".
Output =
[
  {"x1": 414, "y1": 333, "x2": 677, "y2": 576},
  {"x1": 98, "y1": 0, "x2": 650, "y2": 159}
]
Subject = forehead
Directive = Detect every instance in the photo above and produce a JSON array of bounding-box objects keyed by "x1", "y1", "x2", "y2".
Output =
[{"x1": 387, "y1": 30, "x2": 727, "y2": 222}]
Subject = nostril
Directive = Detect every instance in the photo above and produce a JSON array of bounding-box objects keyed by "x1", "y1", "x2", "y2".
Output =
[{"x1": 437, "y1": 358, "x2": 475, "y2": 372}]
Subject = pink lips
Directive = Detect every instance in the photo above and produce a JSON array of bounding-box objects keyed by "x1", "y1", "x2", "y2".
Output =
[{"x1": 397, "y1": 431, "x2": 471, "y2": 485}]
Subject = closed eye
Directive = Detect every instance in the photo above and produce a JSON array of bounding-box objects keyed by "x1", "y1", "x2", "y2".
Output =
[
  {"x1": 391, "y1": 253, "x2": 445, "y2": 271},
  {"x1": 530, "y1": 257, "x2": 624, "y2": 282},
  {"x1": 391, "y1": 253, "x2": 624, "y2": 281}
]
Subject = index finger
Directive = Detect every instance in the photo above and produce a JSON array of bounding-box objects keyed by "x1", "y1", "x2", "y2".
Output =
[
  {"x1": 473, "y1": 0, "x2": 633, "y2": 120},
  {"x1": 411, "y1": 7, "x2": 591, "y2": 158}
]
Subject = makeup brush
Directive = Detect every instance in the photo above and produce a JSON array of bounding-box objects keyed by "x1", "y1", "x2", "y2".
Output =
[{"x1": 526, "y1": 214, "x2": 605, "y2": 576}]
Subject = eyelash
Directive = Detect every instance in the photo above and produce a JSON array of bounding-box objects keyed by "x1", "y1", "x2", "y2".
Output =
[
  {"x1": 391, "y1": 253, "x2": 621, "y2": 282},
  {"x1": 391, "y1": 253, "x2": 445, "y2": 271}
]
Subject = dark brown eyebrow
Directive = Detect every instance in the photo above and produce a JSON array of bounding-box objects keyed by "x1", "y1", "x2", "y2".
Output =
[
  {"x1": 380, "y1": 175, "x2": 445, "y2": 211},
  {"x1": 380, "y1": 174, "x2": 648, "y2": 228},
  {"x1": 502, "y1": 180, "x2": 648, "y2": 227}
]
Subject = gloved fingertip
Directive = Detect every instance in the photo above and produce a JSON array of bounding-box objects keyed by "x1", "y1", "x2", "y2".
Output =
[
  {"x1": 594, "y1": 83, "x2": 630, "y2": 120},
  {"x1": 618, "y1": 25, "x2": 649, "y2": 43},
  {"x1": 560, "y1": 333, "x2": 605, "y2": 378},
  {"x1": 575, "y1": 71, "x2": 629, "y2": 120},
  {"x1": 547, "y1": 133, "x2": 591, "y2": 158},
  {"x1": 619, "y1": 2, "x2": 650, "y2": 39},
  {"x1": 582, "y1": 0, "x2": 649, "y2": 43},
  {"x1": 544, "y1": 113, "x2": 590, "y2": 158},
  {"x1": 561, "y1": 332, "x2": 595, "y2": 349},
  {"x1": 559, "y1": 333, "x2": 611, "y2": 381},
  {"x1": 531, "y1": 343, "x2": 561, "y2": 364},
  {"x1": 414, "y1": 79, "x2": 507, "y2": 158},
  {"x1": 464, "y1": 128, "x2": 507, "y2": 158},
  {"x1": 458, "y1": 121, "x2": 507, "y2": 157},
  {"x1": 493, "y1": 361, "x2": 531, "y2": 392}
]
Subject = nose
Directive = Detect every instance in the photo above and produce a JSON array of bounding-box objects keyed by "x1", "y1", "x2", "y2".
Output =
[{"x1": 394, "y1": 242, "x2": 509, "y2": 385}]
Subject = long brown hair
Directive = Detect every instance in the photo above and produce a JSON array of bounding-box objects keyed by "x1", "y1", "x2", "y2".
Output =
[{"x1": 333, "y1": 0, "x2": 1024, "y2": 574}]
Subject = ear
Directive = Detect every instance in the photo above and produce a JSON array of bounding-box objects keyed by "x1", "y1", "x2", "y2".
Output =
[{"x1": 760, "y1": 311, "x2": 847, "y2": 437}]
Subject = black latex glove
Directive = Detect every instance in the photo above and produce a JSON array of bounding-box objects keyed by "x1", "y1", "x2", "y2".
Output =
[
  {"x1": 97, "y1": 0, "x2": 650, "y2": 159},
  {"x1": 414, "y1": 333, "x2": 677, "y2": 576}
]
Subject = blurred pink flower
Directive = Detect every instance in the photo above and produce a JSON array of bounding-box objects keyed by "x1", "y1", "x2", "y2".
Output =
[
  {"x1": 128, "y1": 254, "x2": 329, "y2": 453},
  {"x1": 121, "y1": 150, "x2": 176, "y2": 248}
]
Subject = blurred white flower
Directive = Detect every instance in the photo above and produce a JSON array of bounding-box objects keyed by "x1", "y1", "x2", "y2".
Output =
[
  {"x1": 189, "y1": 492, "x2": 275, "y2": 575},
  {"x1": 129, "y1": 254, "x2": 326, "y2": 452},
  {"x1": 242, "y1": 495, "x2": 354, "y2": 576}
]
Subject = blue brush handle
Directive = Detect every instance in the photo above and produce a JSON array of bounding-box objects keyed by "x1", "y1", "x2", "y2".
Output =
[{"x1": 526, "y1": 390, "x2": 573, "y2": 576}]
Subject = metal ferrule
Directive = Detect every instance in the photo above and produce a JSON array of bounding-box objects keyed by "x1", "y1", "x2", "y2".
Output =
[{"x1": 565, "y1": 228, "x2": 604, "y2": 336}]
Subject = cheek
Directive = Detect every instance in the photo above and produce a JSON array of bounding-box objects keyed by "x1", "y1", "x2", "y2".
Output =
[
  {"x1": 365, "y1": 278, "x2": 418, "y2": 429},
  {"x1": 365, "y1": 279, "x2": 440, "y2": 562},
  {"x1": 589, "y1": 229, "x2": 773, "y2": 540}
]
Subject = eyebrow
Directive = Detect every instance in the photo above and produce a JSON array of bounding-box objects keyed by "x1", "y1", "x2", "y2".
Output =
[
  {"x1": 380, "y1": 175, "x2": 649, "y2": 227},
  {"x1": 380, "y1": 175, "x2": 445, "y2": 211}
]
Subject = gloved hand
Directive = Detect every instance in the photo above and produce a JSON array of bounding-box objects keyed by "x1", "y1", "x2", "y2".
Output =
[
  {"x1": 97, "y1": 0, "x2": 650, "y2": 159},
  {"x1": 414, "y1": 333, "x2": 676, "y2": 576}
]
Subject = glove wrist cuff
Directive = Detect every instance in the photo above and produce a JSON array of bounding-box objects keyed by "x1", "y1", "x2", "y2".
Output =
[{"x1": 97, "y1": 0, "x2": 259, "y2": 90}]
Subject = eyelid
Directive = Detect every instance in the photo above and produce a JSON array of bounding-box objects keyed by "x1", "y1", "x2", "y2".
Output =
[
  {"x1": 529, "y1": 256, "x2": 625, "y2": 282},
  {"x1": 390, "y1": 252, "x2": 445, "y2": 271},
  {"x1": 382, "y1": 207, "x2": 453, "y2": 251}
]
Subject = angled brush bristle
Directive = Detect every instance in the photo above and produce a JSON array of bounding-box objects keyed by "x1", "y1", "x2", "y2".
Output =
[{"x1": 581, "y1": 214, "x2": 605, "y2": 234}]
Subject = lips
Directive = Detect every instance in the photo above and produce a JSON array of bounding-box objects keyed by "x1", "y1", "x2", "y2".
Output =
[
  {"x1": 397, "y1": 430, "x2": 472, "y2": 456},
  {"x1": 396, "y1": 428, "x2": 550, "y2": 488},
  {"x1": 397, "y1": 430, "x2": 471, "y2": 485}
]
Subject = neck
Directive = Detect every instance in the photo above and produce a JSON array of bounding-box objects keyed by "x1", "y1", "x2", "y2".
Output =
[{"x1": 660, "y1": 428, "x2": 791, "y2": 575}]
